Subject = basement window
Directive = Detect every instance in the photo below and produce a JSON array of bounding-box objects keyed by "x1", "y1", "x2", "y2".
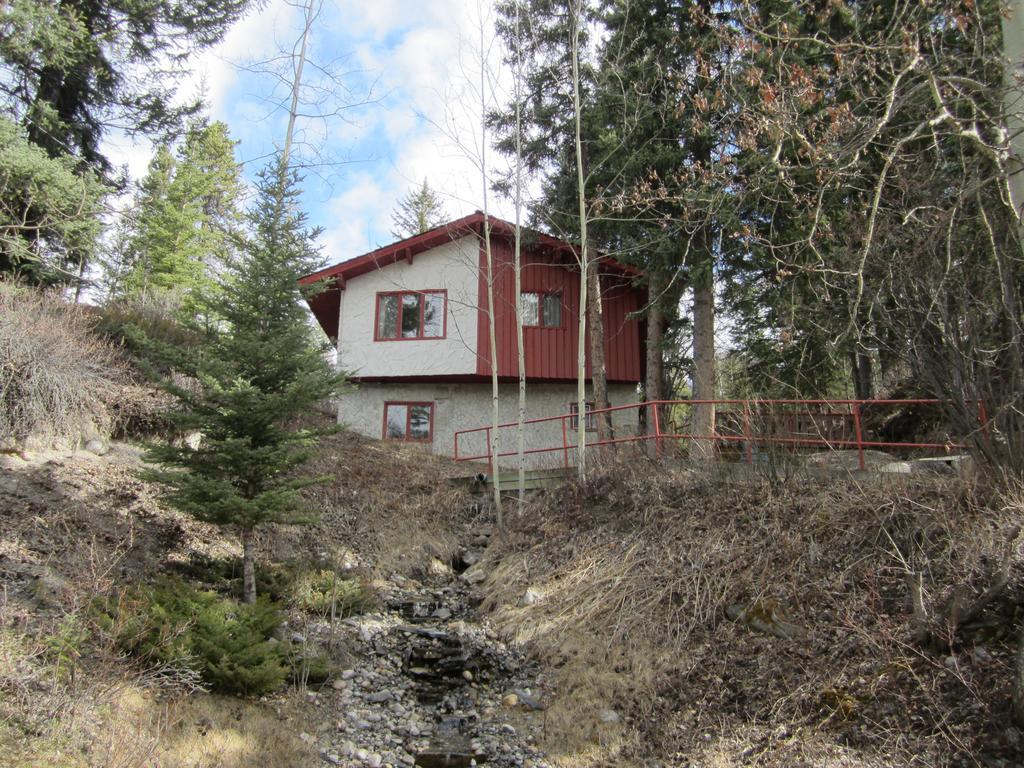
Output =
[
  {"x1": 521, "y1": 292, "x2": 562, "y2": 328},
  {"x1": 383, "y1": 402, "x2": 434, "y2": 441},
  {"x1": 375, "y1": 291, "x2": 446, "y2": 340},
  {"x1": 568, "y1": 401, "x2": 597, "y2": 432}
]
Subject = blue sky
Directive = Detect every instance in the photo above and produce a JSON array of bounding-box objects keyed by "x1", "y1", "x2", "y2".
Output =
[{"x1": 105, "y1": 0, "x2": 516, "y2": 266}]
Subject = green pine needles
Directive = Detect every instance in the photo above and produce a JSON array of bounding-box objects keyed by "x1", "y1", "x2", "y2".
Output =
[{"x1": 139, "y1": 156, "x2": 344, "y2": 603}]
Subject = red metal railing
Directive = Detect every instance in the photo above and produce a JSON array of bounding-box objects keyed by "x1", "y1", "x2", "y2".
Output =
[{"x1": 453, "y1": 398, "x2": 988, "y2": 473}]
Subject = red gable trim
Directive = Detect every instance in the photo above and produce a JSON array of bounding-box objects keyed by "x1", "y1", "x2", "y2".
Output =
[
  {"x1": 298, "y1": 211, "x2": 642, "y2": 288},
  {"x1": 300, "y1": 212, "x2": 643, "y2": 345},
  {"x1": 298, "y1": 211, "x2": 485, "y2": 287}
]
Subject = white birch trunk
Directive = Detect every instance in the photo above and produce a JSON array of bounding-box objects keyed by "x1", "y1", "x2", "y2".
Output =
[
  {"x1": 512, "y1": 2, "x2": 527, "y2": 508},
  {"x1": 570, "y1": 0, "x2": 589, "y2": 480},
  {"x1": 1003, "y1": 0, "x2": 1024, "y2": 233},
  {"x1": 282, "y1": 0, "x2": 317, "y2": 169},
  {"x1": 479, "y1": 15, "x2": 503, "y2": 525},
  {"x1": 691, "y1": 260, "x2": 716, "y2": 461}
]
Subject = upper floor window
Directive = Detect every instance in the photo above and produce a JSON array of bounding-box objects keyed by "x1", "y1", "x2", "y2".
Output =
[
  {"x1": 376, "y1": 290, "x2": 446, "y2": 340},
  {"x1": 384, "y1": 401, "x2": 433, "y2": 441},
  {"x1": 521, "y1": 292, "x2": 562, "y2": 328}
]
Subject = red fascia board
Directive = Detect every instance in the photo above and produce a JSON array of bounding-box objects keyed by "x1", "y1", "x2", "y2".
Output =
[
  {"x1": 298, "y1": 211, "x2": 643, "y2": 288},
  {"x1": 349, "y1": 374, "x2": 642, "y2": 385},
  {"x1": 299, "y1": 211, "x2": 486, "y2": 286}
]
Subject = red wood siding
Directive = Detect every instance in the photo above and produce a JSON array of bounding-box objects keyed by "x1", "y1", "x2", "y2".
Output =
[{"x1": 475, "y1": 235, "x2": 643, "y2": 383}]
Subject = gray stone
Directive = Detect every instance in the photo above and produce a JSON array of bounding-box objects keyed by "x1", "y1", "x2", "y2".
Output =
[
  {"x1": 511, "y1": 689, "x2": 544, "y2": 711},
  {"x1": 432, "y1": 606, "x2": 452, "y2": 620},
  {"x1": 598, "y1": 709, "x2": 621, "y2": 724},
  {"x1": 366, "y1": 689, "x2": 392, "y2": 703},
  {"x1": 342, "y1": 668, "x2": 357, "y2": 679},
  {"x1": 520, "y1": 588, "x2": 541, "y2": 606},
  {"x1": 84, "y1": 438, "x2": 108, "y2": 456},
  {"x1": 461, "y1": 564, "x2": 487, "y2": 584}
]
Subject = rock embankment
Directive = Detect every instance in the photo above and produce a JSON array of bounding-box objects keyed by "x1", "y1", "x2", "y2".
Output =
[{"x1": 294, "y1": 531, "x2": 551, "y2": 768}]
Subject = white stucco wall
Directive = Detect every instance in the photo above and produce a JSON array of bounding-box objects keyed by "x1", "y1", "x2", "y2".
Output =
[
  {"x1": 338, "y1": 236, "x2": 480, "y2": 377},
  {"x1": 337, "y1": 382, "x2": 640, "y2": 469}
]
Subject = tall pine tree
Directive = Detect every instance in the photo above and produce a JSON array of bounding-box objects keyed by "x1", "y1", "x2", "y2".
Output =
[
  {"x1": 140, "y1": 156, "x2": 344, "y2": 603},
  {"x1": 113, "y1": 119, "x2": 243, "y2": 313}
]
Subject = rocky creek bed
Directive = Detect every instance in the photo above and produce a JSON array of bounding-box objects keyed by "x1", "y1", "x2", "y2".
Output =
[{"x1": 287, "y1": 531, "x2": 554, "y2": 768}]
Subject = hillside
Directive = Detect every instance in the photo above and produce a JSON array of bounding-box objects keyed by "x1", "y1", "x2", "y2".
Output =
[
  {"x1": 474, "y1": 460, "x2": 1024, "y2": 766},
  {"x1": 3, "y1": 408, "x2": 1024, "y2": 767},
  {"x1": 0, "y1": 427, "x2": 522, "y2": 767}
]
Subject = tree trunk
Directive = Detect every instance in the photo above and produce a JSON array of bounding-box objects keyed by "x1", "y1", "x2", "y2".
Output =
[
  {"x1": 570, "y1": 0, "x2": 588, "y2": 480},
  {"x1": 587, "y1": 254, "x2": 612, "y2": 447},
  {"x1": 850, "y1": 348, "x2": 873, "y2": 400},
  {"x1": 478, "y1": 15, "x2": 502, "y2": 525},
  {"x1": 691, "y1": 254, "x2": 716, "y2": 461},
  {"x1": 1002, "y1": 0, "x2": 1024, "y2": 233},
  {"x1": 645, "y1": 272, "x2": 665, "y2": 458},
  {"x1": 513, "y1": 1, "x2": 527, "y2": 509},
  {"x1": 282, "y1": 0, "x2": 317, "y2": 169},
  {"x1": 241, "y1": 526, "x2": 257, "y2": 604}
]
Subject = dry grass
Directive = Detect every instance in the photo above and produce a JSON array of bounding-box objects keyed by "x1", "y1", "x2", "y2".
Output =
[
  {"x1": 273, "y1": 425, "x2": 476, "y2": 577},
  {"x1": 480, "y1": 457, "x2": 1024, "y2": 766},
  {"x1": 0, "y1": 282, "x2": 122, "y2": 449},
  {"x1": 0, "y1": 637, "x2": 316, "y2": 768},
  {"x1": 0, "y1": 444, "x2": 319, "y2": 768}
]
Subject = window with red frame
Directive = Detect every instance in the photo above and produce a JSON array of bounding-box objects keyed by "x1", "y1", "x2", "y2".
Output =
[
  {"x1": 520, "y1": 292, "x2": 562, "y2": 328},
  {"x1": 383, "y1": 402, "x2": 433, "y2": 441},
  {"x1": 376, "y1": 291, "x2": 445, "y2": 340}
]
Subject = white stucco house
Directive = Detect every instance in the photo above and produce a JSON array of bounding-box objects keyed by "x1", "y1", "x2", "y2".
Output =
[{"x1": 300, "y1": 212, "x2": 646, "y2": 468}]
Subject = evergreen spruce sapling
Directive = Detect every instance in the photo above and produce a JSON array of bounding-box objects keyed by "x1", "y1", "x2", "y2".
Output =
[
  {"x1": 142, "y1": 157, "x2": 344, "y2": 603},
  {"x1": 390, "y1": 178, "x2": 448, "y2": 239}
]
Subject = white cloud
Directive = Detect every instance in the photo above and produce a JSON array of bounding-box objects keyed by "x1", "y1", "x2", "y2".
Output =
[{"x1": 102, "y1": 0, "x2": 530, "y2": 269}]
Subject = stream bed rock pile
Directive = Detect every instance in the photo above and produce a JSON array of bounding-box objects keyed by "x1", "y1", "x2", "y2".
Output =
[{"x1": 295, "y1": 542, "x2": 552, "y2": 768}]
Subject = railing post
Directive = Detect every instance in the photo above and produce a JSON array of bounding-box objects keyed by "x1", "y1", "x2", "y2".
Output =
[
  {"x1": 653, "y1": 402, "x2": 663, "y2": 459},
  {"x1": 978, "y1": 399, "x2": 992, "y2": 450},
  {"x1": 853, "y1": 403, "x2": 865, "y2": 471},
  {"x1": 561, "y1": 415, "x2": 569, "y2": 469},
  {"x1": 454, "y1": 432, "x2": 459, "y2": 461},
  {"x1": 743, "y1": 401, "x2": 753, "y2": 465},
  {"x1": 485, "y1": 427, "x2": 493, "y2": 477}
]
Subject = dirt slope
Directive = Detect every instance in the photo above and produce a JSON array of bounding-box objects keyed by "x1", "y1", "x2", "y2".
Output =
[
  {"x1": 475, "y1": 458, "x2": 1024, "y2": 767},
  {"x1": 0, "y1": 429, "x2": 478, "y2": 767}
]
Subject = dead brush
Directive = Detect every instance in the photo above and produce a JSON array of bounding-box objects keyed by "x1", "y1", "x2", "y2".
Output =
[
  {"x1": 480, "y1": 460, "x2": 1024, "y2": 766},
  {"x1": 277, "y1": 426, "x2": 474, "y2": 577},
  {"x1": 0, "y1": 282, "x2": 123, "y2": 449}
]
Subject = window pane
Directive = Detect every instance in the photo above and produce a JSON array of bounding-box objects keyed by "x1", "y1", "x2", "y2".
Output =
[
  {"x1": 409, "y1": 404, "x2": 432, "y2": 440},
  {"x1": 385, "y1": 404, "x2": 407, "y2": 438},
  {"x1": 521, "y1": 292, "x2": 539, "y2": 326},
  {"x1": 542, "y1": 294, "x2": 561, "y2": 327},
  {"x1": 401, "y1": 293, "x2": 422, "y2": 337},
  {"x1": 378, "y1": 295, "x2": 399, "y2": 338},
  {"x1": 422, "y1": 293, "x2": 444, "y2": 338}
]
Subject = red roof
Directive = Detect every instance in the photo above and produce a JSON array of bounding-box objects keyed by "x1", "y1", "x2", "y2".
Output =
[{"x1": 298, "y1": 211, "x2": 641, "y2": 289}]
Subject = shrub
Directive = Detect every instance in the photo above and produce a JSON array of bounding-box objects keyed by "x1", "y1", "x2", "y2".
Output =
[
  {"x1": 287, "y1": 648, "x2": 334, "y2": 687},
  {"x1": 0, "y1": 281, "x2": 121, "y2": 447},
  {"x1": 94, "y1": 291, "x2": 200, "y2": 354},
  {"x1": 291, "y1": 569, "x2": 377, "y2": 617},
  {"x1": 96, "y1": 578, "x2": 287, "y2": 696}
]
